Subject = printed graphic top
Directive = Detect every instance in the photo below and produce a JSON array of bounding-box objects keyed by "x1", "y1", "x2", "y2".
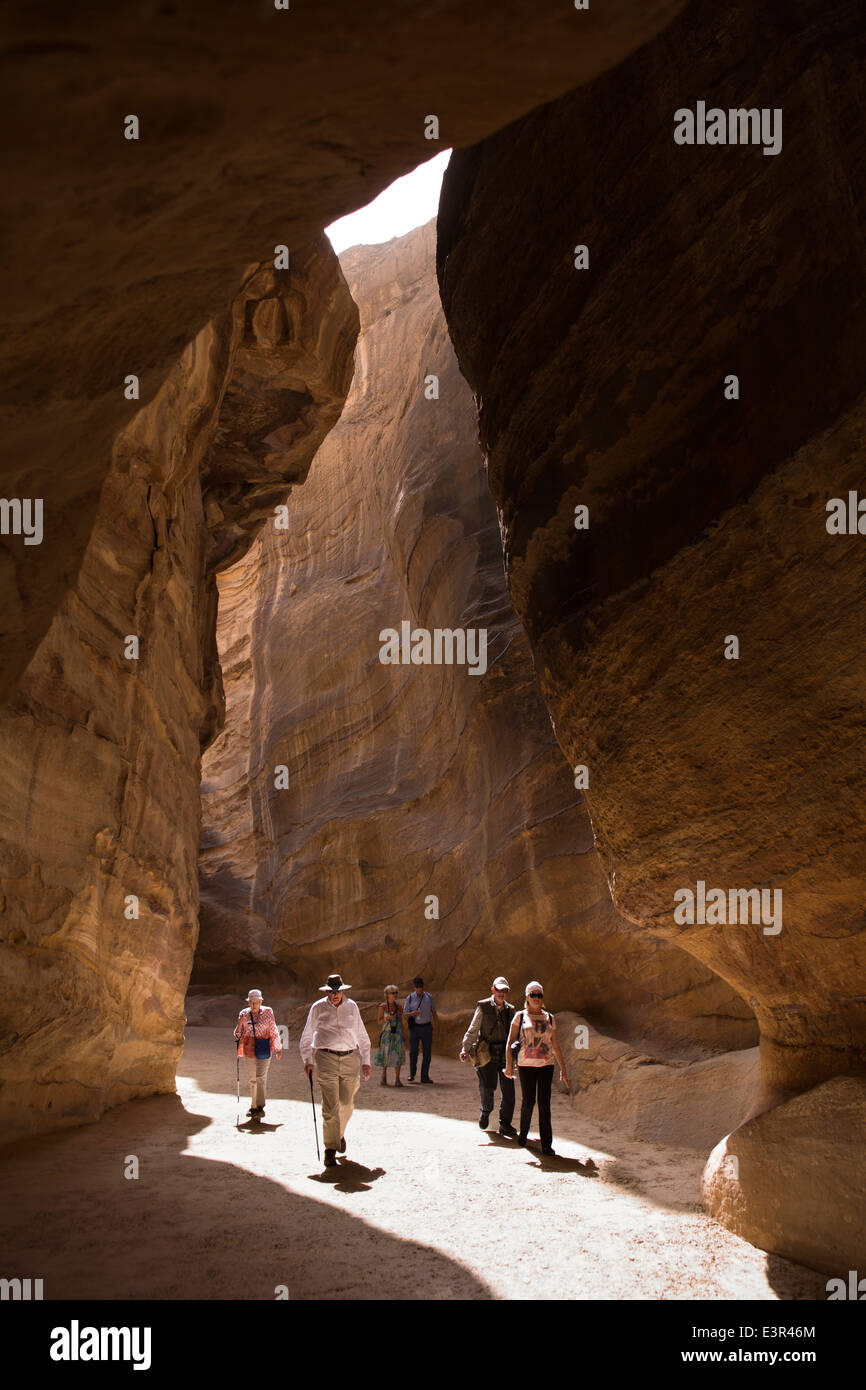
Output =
[{"x1": 516, "y1": 1010, "x2": 556, "y2": 1068}]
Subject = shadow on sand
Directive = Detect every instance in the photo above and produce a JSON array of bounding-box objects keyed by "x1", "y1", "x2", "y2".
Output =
[
  {"x1": 309, "y1": 1159, "x2": 387, "y2": 1194},
  {"x1": 0, "y1": 1094, "x2": 494, "y2": 1301}
]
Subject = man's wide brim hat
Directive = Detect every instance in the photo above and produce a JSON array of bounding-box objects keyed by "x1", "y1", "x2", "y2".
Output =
[{"x1": 319, "y1": 973, "x2": 351, "y2": 992}]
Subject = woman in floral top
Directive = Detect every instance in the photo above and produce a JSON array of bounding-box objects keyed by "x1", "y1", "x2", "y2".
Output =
[
  {"x1": 234, "y1": 989, "x2": 282, "y2": 1118},
  {"x1": 503, "y1": 980, "x2": 569, "y2": 1156}
]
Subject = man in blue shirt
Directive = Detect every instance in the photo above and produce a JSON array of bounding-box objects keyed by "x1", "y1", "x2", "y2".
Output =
[{"x1": 403, "y1": 976, "x2": 439, "y2": 1083}]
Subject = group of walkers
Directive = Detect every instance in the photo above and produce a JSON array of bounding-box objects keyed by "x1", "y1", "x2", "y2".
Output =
[
  {"x1": 233, "y1": 970, "x2": 570, "y2": 1167},
  {"x1": 372, "y1": 976, "x2": 440, "y2": 1085},
  {"x1": 460, "y1": 975, "x2": 569, "y2": 1154}
]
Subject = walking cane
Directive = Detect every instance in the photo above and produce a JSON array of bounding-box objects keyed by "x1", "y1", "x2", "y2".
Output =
[{"x1": 308, "y1": 1069, "x2": 321, "y2": 1162}]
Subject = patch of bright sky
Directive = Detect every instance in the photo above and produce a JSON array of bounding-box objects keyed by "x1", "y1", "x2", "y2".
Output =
[{"x1": 325, "y1": 150, "x2": 452, "y2": 254}]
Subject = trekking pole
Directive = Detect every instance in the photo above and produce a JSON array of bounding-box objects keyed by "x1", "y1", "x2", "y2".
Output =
[
  {"x1": 235, "y1": 1044, "x2": 240, "y2": 1128},
  {"x1": 308, "y1": 1069, "x2": 321, "y2": 1162}
]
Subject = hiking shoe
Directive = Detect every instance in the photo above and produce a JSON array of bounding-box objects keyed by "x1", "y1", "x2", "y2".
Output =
[
  {"x1": 541, "y1": 1146, "x2": 556, "y2": 1157},
  {"x1": 479, "y1": 1113, "x2": 490, "y2": 1130},
  {"x1": 420, "y1": 1077, "x2": 434, "y2": 1084},
  {"x1": 338, "y1": 1136, "x2": 346, "y2": 1153},
  {"x1": 499, "y1": 1123, "x2": 518, "y2": 1137},
  {"x1": 518, "y1": 1134, "x2": 528, "y2": 1147},
  {"x1": 324, "y1": 1149, "x2": 337, "y2": 1167}
]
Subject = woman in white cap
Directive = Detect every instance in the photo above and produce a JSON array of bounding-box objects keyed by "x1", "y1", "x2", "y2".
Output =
[
  {"x1": 503, "y1": 980, "x2": 569, "y2": 1155},
  {"x1": 234, "y1": 989, "x2": 282, "y2": 1118}
]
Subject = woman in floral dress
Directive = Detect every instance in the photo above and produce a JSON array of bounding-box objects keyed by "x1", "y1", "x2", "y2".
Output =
[{"x1": 373, "y1": 984, "x2": 407, "y2": 1086}]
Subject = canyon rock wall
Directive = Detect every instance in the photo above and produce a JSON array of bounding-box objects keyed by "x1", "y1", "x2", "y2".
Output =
[
  {"x1": 0, "y1": 242, "x2": 358, "y2": 1144},
  {"x1": 702, "y1": 1077, "x2": 866, "y2": 1274},
  {"x1": 436, "y1": 0, "x2": 866, "y2": 1270},
  {"x1": 195, "y1": 221, "x2": 755, "y2": 1056},
  {"x1": 559, "y1": 1012, "x2": 760, "y2": 1153},
  {"x1": 0, "y1": 0, "x2": 687, "y2": 703}
]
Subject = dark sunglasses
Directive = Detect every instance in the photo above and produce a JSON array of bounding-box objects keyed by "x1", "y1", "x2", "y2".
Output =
[{"x1": 528, "y1": 991, "x2": 544, "y2": 999}]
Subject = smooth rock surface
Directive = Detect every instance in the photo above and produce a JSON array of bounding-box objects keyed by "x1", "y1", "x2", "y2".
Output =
[
  {"x1": 702, "y1": 1077, "x2": 866, "y2": 1276},
  {"x1": 0, "y1": 241, "x2": 357, "y2": 1144},
  {"x1": 558, "y1": 1011, "x2": 760, "y2": 1152}
]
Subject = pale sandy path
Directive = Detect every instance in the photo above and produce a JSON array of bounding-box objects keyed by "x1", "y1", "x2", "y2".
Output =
[{"x1": 0, "y1": 1029, "x2": 826, "y2": 1301}]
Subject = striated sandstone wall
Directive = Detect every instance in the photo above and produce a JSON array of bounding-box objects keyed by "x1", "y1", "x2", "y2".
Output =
[
  {"x1": 0, "y1": 0, "x2": 687, "y2": 704},
  {"x1": 437, "y1": 0, "x2": 866, "y2": 1269},
  {"x1": 0, "y1": 242, "x2": 358, "y2": 1144},
  {"x1": 195, "y1": 222, "x2": 755, "y2": 1056}
]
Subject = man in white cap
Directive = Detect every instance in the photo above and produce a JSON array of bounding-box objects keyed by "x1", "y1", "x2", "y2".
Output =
[
  {"x1": 300, "y1": 973, "x2": 371, "y2": 1167},
  {"x1": 459, "y1": 976, "x2": 518, "y2": 1136}
]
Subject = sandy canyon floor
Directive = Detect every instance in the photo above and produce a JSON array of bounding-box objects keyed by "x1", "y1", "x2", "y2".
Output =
[{"x1": 0, "y1": 1030, "x2": 828, "y2": 1301}]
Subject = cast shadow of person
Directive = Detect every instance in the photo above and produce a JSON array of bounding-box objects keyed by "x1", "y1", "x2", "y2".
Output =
[
  {"x1": 309, "y1": 1158, "x2": 387, "y2": 1194},
  {"x1": 237, "y1": 1118, "x2": 283, "y2": 1134},
  {"x1": 528, "y1": 1150, "x2": 598, "y2": 1175},
  {"x1": 483, "y1": 1132, "x2": 597, "y2": 1175},
  {"x1": 0, "y1": 1093, "x2": 493, "y2": 1301}
]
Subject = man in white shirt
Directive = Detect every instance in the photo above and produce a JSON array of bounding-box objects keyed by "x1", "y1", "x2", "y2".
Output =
[{"x1": 300, "y1": 973, "x2": 372, "y2": 1167}]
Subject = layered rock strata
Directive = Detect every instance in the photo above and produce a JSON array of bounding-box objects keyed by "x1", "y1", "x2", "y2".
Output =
[
  {"x1": 0, "y1": 0, "x2": 687, "y2": 702},
  {"x1": 195, "y1": 221, "x2": 755, "y2": 1059},
  {"x1": 0, "y1": 242, "x2": 358, "y2": 1144},
  {"x1": 436, "y1": 0, "x2": 866, "y2": 1269}
]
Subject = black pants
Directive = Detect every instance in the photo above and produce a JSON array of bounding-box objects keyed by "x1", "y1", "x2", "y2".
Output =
[
  {"x1": 518, "y1": 1065, "x2": 554, "y2": 1148},
  {"x1": 476, "y1": 1057, "x2": 515, "y2": 1125},
  {"x1": 409, "y1": 1022, "x2": 433, "y2": 1080}
]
